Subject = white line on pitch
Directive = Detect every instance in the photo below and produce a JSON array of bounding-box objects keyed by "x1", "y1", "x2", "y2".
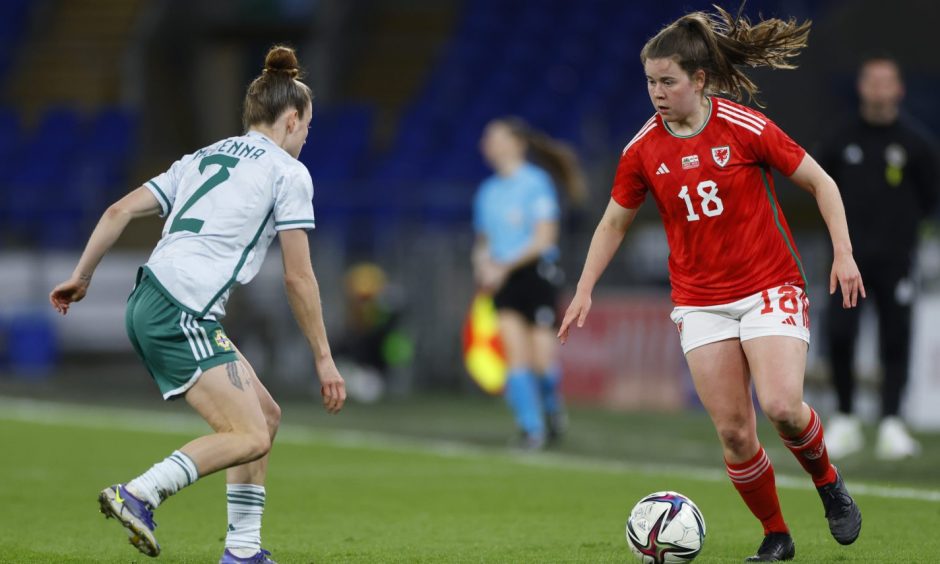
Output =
[{"x1": 3, "y1": 396, "x2": 938, "y2": 503}]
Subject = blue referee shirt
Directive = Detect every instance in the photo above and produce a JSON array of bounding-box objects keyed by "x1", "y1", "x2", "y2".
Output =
[{"x1": 473, "y1": 162, "x2": 560, "y2": 264}]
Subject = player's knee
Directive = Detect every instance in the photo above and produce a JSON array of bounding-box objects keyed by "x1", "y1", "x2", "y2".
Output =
[
  {"x1": 717, "y1": 425, "x2": 754, "y2": 456},
  {"x1": 265, "y1": 400, "x2": 282, "y2": 436},
  {"x1": 763, "y1": 400, "x2": 801, "y2": 429},
  {"x1": 242, "y1": 429, "x2": 272, "y2": 460}
]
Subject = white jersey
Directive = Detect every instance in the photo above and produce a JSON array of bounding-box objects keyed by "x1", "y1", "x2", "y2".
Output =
[{"x1": 142, "y1": 130, "x2": 315, "y2": 318}]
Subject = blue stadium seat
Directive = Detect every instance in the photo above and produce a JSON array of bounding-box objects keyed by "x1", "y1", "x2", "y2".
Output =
[
  {"x1": 353, "y1": 0, "x2": 828, "y2": 227},
  {"x1": 7, "y1": 311, "x2": 58, "y2": 377}
]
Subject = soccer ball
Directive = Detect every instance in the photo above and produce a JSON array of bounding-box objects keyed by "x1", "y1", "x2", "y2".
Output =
[{"x1": 625, "y1": 491, "x2": 706, "y2": 563}]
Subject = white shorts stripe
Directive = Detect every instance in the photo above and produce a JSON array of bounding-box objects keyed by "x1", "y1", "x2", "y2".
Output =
[
  {"x1": 187, "y1": 315, "x2": 211, "y2": 358},
  {"x1": 189, "y1": 315, "x2": 212, "y2": 358},
  {"x1": 717, "y1": 112, "x2": 763, "y2": 136},
  {"x1": 192, "y1": 319, "x2": 213, "y2": 357},
  {"x1": 180, "y1": 312, "x2": 204, "y2": 360}
]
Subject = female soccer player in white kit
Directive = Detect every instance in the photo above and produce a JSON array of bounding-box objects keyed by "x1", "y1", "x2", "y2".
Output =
[{"x1": 50, "y1": 45, "x2": 345, "y2": 564}]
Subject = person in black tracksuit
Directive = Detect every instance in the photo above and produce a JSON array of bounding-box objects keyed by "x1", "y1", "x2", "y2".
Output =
[{"x1": 815, "y1": 55, "x2": 938, "y2": 460}]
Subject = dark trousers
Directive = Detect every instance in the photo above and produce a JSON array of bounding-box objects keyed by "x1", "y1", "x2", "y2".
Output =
[{"x1": 826, "y1": 256, "x2": 913, "y2": 418}]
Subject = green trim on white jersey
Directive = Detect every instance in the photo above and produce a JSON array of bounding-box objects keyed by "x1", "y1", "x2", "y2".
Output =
[
  {"x1": 147, "y1": 180, "x2": 172, "y2": 215},
  {"x1": 202, "y1": 208, "x2": 276, "y2": 317}
]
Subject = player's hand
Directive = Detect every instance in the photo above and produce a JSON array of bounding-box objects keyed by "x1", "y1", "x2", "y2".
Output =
[
  {"x1": 316, "y1": 358, "x2": 346, "y2": 414},
  {"x1": 49, "y1": 276, "x2": 90, "y2": 315},
  {"x1": 830, "y1": 252, "x2": 866, "y2": 308},
  {"x1": 558, "y1": 288, "x2": 592, "y2": 345}
]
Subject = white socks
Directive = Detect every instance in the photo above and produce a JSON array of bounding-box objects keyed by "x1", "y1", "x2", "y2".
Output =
[
  {"x1": 126, "y1": 450, "x2": 199, "y2": 507},
  {"x1": 226, "y1": 484, "x2": 265, "y2": 557},
  {"x1": 124, "y1": 453, "x2": 264, "y2": 557}
]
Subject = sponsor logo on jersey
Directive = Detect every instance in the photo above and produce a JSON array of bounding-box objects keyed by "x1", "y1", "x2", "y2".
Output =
[
  {"x1": 655, "y1": 162, "x2": 670, "y2": 175},
  {"x1": 214, "y1": 329, "x2": 233, "y2": 351},
  {"x1": 711, "y1": 146, "x2": 731, "y2": 167},
  {"x1": 681, "y1": 155, "x2": 700, "y2": 169}
]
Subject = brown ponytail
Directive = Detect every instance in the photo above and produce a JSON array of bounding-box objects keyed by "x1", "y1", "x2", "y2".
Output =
[
  {"x1": 641, "y1": 3, "x2": 811, "y2": 105},
  {"x1": 498, "y1": 117, "x2": 588, "y2": 207},
  {"x1": 243, "y1": 45, "x2": 313, "y2": 130}
]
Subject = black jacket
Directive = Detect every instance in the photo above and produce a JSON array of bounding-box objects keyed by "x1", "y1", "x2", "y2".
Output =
[{"x1": 815, "y1": 113, "x2": 938, "y2": 260}]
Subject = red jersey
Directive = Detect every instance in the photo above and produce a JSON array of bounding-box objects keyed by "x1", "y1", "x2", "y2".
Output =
[{"x1": 612, "y1": 97, "x2": 807, "y2": 306}]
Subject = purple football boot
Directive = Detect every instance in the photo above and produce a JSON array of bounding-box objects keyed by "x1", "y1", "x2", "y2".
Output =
[{"x1": 98, "y1": 484, "x2": 160, "y2": 557}]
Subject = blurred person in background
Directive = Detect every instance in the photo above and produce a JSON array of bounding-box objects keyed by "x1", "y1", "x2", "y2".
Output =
[
  {"x1": 817, "y1": 54, "x2": 938, "y2": 461},
  {"x1": 559, "y1": 7, "x2": 865, "y2": 561},
  {"x1": 334, "y1": 262, "x2": 412, "y2": 403},
  {"x1": 472, "y1": 117, "x2": 587, "y2": 450},
  {"x1": 49, "y1": 45, "x2": 345, "y2": 564}
]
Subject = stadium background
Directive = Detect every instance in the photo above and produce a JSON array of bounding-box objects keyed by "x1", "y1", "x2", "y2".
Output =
[
  {"x1": 2, "y1": 0, "x2": 939, "y2": 417},
  {"x1": 1, "y1": 2, "x2": 940, "y2": 561}
]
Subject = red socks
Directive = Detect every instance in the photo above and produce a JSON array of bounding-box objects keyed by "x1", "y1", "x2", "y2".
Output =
[
  {"x1": 726, "y1": 447, "x2": 788, "y2": 534},
  {"x1": 781, "y1": 408, "x2": 837, "y2": 487},
  {"x1": 726, "y1": 409, "x2": 837, "y2": 534}
]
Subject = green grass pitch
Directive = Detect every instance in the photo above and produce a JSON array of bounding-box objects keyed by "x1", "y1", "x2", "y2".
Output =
[{"x1": 1, "y1": 397, "x2": 939, "y2": 563}]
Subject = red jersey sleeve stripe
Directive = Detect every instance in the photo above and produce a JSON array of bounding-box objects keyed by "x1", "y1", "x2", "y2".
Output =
[
  {"x1": 717, "y1": 112, "x2": 763, "y2": 136},
  {"x1": 623, "y1": 121, "x2": 658, "y2": 154},
  {"x1": 717, "y1": 107, "x2": 766, "y2": 131},
  {"x1": 625, "y1": 116, "x2": 657, "y2": 142},
  {"x1": 716, "y1": 100, "x2": 767, "y2": 125}
]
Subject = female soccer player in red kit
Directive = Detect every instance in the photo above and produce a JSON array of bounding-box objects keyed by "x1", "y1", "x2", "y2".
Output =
[{"x1": 559, "y1": 7, "x2": 864, "y2": 562}]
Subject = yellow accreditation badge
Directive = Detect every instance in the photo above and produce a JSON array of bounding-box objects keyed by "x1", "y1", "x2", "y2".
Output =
[
  {"x1": 885, "y1": 165, "x2": 903, "y2": 187},
  {"x1": 214, "y1": 329, "x2": 233, "y2": 351},
  {"x1": 462, "y1": 293, "x2": 507, "y2": 395}
]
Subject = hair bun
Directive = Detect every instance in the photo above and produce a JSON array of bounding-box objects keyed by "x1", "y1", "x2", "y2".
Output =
[{"x1": 263, "y1": 45, "x2": 300, "y2": 79}]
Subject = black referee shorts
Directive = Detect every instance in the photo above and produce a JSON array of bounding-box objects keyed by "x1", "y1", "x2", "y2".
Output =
[{"x1": 493, "y1": 260, "x2": 563, "y2": 328}]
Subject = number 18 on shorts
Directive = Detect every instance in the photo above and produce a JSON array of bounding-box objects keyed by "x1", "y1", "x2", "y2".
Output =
[{"x1": 670, "y1": 285, "x2": 810, "y2": 354}]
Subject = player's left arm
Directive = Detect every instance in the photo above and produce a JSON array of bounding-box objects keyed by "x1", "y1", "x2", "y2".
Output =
[
  {"x1": 279, "y1": 228, "x2": 346, "y2": 414},
  {"x1": 50, "y1": 187, "x2": 162, "y2": 314},
  {"x1": 788, "y1": 154, "x2": 866, "y2": 308}
]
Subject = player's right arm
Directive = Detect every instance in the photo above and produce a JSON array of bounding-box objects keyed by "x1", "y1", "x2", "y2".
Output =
[
  {"x1": 49, "y1": 186, "x2": 162, "y2": 315},
  {"x1": 558, "y1": 199, "x2": 638, "y2": 344},
  {"x1": 278, "y1": 228, "x2": 346, "y2": 414}
]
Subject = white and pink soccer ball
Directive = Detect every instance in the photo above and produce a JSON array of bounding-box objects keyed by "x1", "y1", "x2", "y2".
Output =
[{"x1": 625, "y1": 491, "x2": 706, "y2": 563}]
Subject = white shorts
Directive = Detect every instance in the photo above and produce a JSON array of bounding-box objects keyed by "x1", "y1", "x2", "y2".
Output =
[{"x1": 670, "y1": 285, "x2": 810, "y2": 354}]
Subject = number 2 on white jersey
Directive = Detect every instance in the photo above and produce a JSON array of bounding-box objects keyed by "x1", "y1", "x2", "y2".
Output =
[
  {"x1": 170, "y1": 155, "x2": 240, "y2": 234},
  {"x1": 678, "y1": 180, "x2": 724, "y2": 222}
]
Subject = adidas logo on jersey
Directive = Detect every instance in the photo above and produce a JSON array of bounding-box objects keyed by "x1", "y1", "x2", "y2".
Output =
[{"x1": 655, "y1": 163, "x2": 670, "y2": 175}]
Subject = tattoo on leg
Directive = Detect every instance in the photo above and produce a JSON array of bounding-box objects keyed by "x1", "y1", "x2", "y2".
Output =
[{"x1": 225, "y1": 362, "x2": 244, "y2": 391}]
